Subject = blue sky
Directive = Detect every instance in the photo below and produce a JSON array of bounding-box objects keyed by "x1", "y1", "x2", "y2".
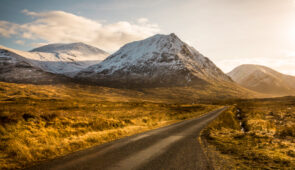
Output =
[{"x1": 1, "y1": 0, "x2": 295, "y2": 74}]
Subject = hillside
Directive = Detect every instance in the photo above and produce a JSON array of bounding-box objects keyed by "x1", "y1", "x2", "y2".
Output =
[
  {"x1": 0, "y1": 48, "x2": 71, "y2": 84},
  {"x1": 202, "y1": 96, "x2": 295, "y2": 169},
  {"x1": 0, "y1": 43, "x2": 108, "y2": 78},
  {"x1": 0, "y1": 81, "x2": 221, "y2": 169},
  {"x1": 228, "y1": 64, "x2": 295, "y2": 96}
]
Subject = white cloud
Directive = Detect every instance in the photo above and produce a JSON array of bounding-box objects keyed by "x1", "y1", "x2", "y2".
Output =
[
  {"x1": 0, "y1": 21, "x2": 19, "y2": 38},
  {"x1": 0, "y1": 10, "x2": 160, "y2": 52}
]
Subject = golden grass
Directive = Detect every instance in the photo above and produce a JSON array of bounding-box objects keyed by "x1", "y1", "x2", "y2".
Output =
[
  {"x1": 202, "y1": 97, "x2": 295, "y2": 169},
  {"x1": 0, "y1": 81, "x2": 220, "y2": 169}
]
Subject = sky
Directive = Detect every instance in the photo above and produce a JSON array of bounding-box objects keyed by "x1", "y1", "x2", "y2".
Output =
[{"x1": 1, "y1": 0, "x2": 295, "y2": 75}]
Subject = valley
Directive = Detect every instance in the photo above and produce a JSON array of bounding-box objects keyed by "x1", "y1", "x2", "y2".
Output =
[
  {"x1": 2, "y1": 1, "x2": 295, "y2": 169},
  {"x1": 0, "y1": 33, "x2": 294, "y2": 169},
  {"x1": 0, "y1": 81, "x2": 220, "y2": 169}
]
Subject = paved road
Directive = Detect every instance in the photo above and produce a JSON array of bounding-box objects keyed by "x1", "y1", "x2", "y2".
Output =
[{"x1": 28, "y1": 107, "x2": 227, "y2": 170}]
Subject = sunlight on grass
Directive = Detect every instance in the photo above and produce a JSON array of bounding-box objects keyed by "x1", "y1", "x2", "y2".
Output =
[
  {"x1": 202, "y1": 97, "x2": 295, "y2": 169},
  {"x1": 0, "y1": 81, "x2": 219, "y2": 169}
]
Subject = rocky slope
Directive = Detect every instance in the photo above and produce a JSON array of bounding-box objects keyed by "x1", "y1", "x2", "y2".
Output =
[
  {"x1": 228, "y1": 64, "x2": 295, "y2": 96},
  {"x1": 76, "y1": 33, "x2": 232, "y2": 87}
]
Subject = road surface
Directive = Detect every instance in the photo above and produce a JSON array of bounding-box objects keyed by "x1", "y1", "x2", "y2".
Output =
[{"x1": 27, "y1": 107, "x2": 226, "y2": 170}]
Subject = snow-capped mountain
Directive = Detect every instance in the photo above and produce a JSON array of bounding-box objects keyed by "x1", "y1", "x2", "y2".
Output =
[
  {"x1": 0, "y1": 47, "x2": 70, "y2": 84},
  {"x1": 31, "y1": 42, "x2": 106, "y2": 54},
  {"x1": 30, "y1": 42, "x2": 109, "y2": 76},
  {"x1": 228, "y1": 64, "x2": 295, "y2": 96},
  {"x1": 31, "y1": 42, "x2": 108, "y2": 63},
  {"x1": 0, "y1": 43, "x2": 108, "y2": 77},
  {"x1": 76, "y1": 33, "x2": 232, "y2": 87}
]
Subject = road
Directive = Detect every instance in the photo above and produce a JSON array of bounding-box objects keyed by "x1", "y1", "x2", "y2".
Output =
[{"x1": 28, "y1": 107, "x2": 227, "y2": 170}]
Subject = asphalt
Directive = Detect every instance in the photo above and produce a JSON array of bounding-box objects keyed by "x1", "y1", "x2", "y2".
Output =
[{"x1": 27, "y1": 107, "x2": 227, "y2": 170}]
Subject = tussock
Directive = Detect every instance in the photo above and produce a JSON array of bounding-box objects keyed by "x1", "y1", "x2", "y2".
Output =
[{"x1": 202, "y1": 97, "x2": 295, "y2": 169}]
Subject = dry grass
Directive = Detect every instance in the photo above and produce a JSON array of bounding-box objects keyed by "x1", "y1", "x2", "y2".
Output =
[
  {"x1": 202, "y1": 97, "x2": 295, "y2": 169},
  {"x1": 0, "y1": 81, "x2": 220, "y2": 169}
]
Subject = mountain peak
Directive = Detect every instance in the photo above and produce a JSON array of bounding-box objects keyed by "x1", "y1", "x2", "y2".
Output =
[
  {"x1": 153, "y1": 32, "x2": 180, "y2": 40},
  {"x1": 235, "y1": 64, "x2": 269, "y2": 69},
  {"x1": 152, "y1": 33, "x2": 179, "y2": 39},
  {"x1": 229, "y1": 64, "x2": 281, "y2": 78},
  {"x1": 76, "y1": 33, "x2": 231, "y2": 87},
  {"x1": 228, "y1": 64, "x2": 295, "y2": 96},
  {"x1": 168, "y1": 32, "x2": 178, "y2": 38},
  {"x1": 110, "y1": 33, "x2": 188, "y2": 63},
  {"x1": 30, "y1": 42, "x2": 108, "y2": 55},
  {"x1": 0, "y1": 43, "x2": 109, "y2": 77}
]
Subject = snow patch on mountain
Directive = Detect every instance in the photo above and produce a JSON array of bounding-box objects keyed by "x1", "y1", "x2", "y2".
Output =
[
  {"x1": 31, "y1": 42, "x2": 108, "y2": 62},
  {"x1": 0, "y1": 43, "x2": 109, "y2": 76},
  {"x1": 0, "y1": 48, "x2": 70, "y2": 84}
]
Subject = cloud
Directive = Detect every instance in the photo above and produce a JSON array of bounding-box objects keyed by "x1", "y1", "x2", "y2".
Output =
[
  {"x1": 137, "y1": 18, "x2": 149, "y2": 24},
  {"x1": 0, "y1": 10, "x2": 160, "y2": 52},
  {"x1": 0, "y1": 21, "x2": 19, "y2": 38},
  {"x1": 15, "y1": 40, "x2": 25, "y2": 45},
  {"x1": 21, "y1": 9, "x2": 38, "y2": 16}
]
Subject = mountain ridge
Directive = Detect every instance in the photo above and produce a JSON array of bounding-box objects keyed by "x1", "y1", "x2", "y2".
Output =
[
  {"x1": 228, "y1": 64, "x2": 295, "y2": 96},
  {"x1": 0, "y1": 43, "x2": 109, "y2": 77},
  {"x1": 30, "y1": 42, "x2": 108, "y2": 56},
  {"x1": 0, "y1": 34, "x2": 260, "y2": 99},
  {"x1": 76, "y1": 33, "x2": 232, "y2": 87},
  {"x1": 0, "y1": 47, "x2": 71, "y2": 84}
]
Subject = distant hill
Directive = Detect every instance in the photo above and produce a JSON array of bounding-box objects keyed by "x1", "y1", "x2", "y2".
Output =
[
  {"x1": 30, "y1": 42, "x2": 109, "y2": 76},
  {"x1": 0, "y1": 47, "x2": 70, "y2": 84},
  {"x1": 0, "y1": 43, "x2": 108, "y2": 78},
  {"x1": 228, "y1": 64, "x2": 295, "y2": 96}
]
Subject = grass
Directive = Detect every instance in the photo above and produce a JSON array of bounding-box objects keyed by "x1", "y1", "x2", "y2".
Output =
[
  {"x1": 0, "y1": 81, "x2": 220, "y2": 169},
  {"x1": 202, "y1": 96, "x2": 295, "y2": 169}
]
